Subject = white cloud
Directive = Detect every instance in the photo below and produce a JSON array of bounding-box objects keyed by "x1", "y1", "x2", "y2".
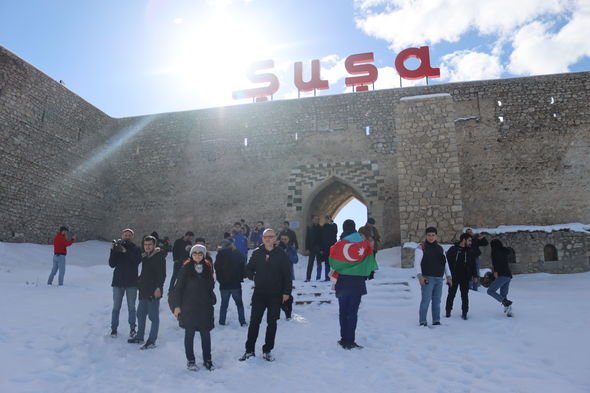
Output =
[
  {"x1": 508, "y1": 3, "x2": 590, "y2": 75},
  {"x1": 373, "y1": 66, "x2": 426, "y2": 89},
  {"x1": 440, "y1": 50, "x2": 503, "y2": 82},
  {"x1": 354, "y1": 0, "x2": 571, "y2": 51}
]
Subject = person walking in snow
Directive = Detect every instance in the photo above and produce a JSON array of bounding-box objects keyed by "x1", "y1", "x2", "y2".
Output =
[
  {"x1": 487, "y1": 239, "x2": 514, "y2": 316},
  {"x1": 415, "y1": 227, "x2": 452, "y2": 327},
  {"x1": 171, "y1": 244, "x2": 216, "y2": 371},
  {"x1": 108, "y1": 228, "x2": 142, "y2": 338},
  {"x1": 445, "y1": 233, "x2": 478, "y2": 320},
  {"x1": 239, "y1": 228, "x2": 292, "y2": 362},
  {"x1": 47, "y1": 226, "x2": 76, "y2": 286},
  {"x1": 128, "y1": 236, "x2": 166, "y2": 349},
  {"x1": 214, "y1": 238, "x2": 247, "y2": 327}
]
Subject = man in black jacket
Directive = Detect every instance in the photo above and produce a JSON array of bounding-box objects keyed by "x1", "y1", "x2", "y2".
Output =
[
  {"x1": 320, "y1": 215, "x2": 338, "y2": 281},
  {"x1": 445, "y1": 233, "x2": 478, "y2": 320},
  {"x1": 305, "y1": 215, "x2": 323, "y2": 282},
  {"x1": 215, "y1": 238, "x2": 247, "y2": 326},
  {"x1": 169, "y1": 231, "x2": 194, "y2": 292},
  {"x1": 239, "y1": 228, "x2": 292, "y2": 362},
  {"x1": 109, "y1": 228, "x2": 142, "y2": 338},
  {"x1": 128, "y1": 236, "x2": 166, "y2": 349}
]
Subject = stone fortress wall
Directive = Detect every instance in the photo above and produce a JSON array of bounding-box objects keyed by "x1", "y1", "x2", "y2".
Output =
[{"x1": 1, "y1": 46, "x2": 589, "y2": 272}]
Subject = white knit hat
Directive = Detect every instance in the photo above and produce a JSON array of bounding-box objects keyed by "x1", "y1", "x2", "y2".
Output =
[{"x1": 190, "y1": 244, "x2": 207, "y2": 256}]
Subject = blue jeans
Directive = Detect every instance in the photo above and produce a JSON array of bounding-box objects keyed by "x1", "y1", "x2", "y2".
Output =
[
  {"x1": 47, "y1": 254, "x2": 66, "y2": 285},
  {"x1": 338, "y1": 294, "x2": 362, "y2": 345},
  {"x1": 419, "y1": 277, "x2": 444, "y2": 324},
  {"x1": 137, "y1": 298, "x2": 160, "y2": 343},
  {"x1": 219, "y1": 288, "x2": 246, "y2": 325},
  {"x1": 111, "y1": 287, "x2": 137, "y2": 331},
  {"x1": 470, "y1": 257, "x2": 481, "y2": 291},
  {"x1": 487, "y1": 276, "x2": 511, "y2": 303}
]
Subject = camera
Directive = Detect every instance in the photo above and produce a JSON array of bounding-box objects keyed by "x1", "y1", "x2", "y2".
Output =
[{"x1": 112, "y1": 239, "x2": 126, "y2": 252}]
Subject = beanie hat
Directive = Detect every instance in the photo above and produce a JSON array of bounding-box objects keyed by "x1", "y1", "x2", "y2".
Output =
[
  {"x1": 219, "y1": 238, "x2": 233, "y2": 249},
  {"x1": 122, "y1": 228, "x2": 135, "y2": 237},
  {"x1": 190, "y1": 244, "x2": 207, "y2": 256}
]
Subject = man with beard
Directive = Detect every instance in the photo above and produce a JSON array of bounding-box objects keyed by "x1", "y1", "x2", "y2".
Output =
[{"x1": 445, "y1": 233, "x2": 478, "y2": 320}]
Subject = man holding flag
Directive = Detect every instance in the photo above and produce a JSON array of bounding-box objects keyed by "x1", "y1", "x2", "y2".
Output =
[{"x1": 329, "y1": 219, "x2": 378, "y2": 350}]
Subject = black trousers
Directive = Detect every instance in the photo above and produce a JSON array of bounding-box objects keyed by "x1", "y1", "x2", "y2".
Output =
[
  {"x1": 245, "y1": 293, "x2": 282, "y2": 353},
  {"x1": 184, "y1": 327, "x2": 211, "y2": 362},
  {"x1": 446, "y1": 277, "x2": 470, "y2": 314},
  {"x1": 306, "y1": 251, "x2": 322, "y2": 281}
]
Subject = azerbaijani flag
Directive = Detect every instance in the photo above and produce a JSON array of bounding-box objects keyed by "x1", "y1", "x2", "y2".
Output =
[{"x1": 329, "y1": 238, "x2": 378, "y2": 277}]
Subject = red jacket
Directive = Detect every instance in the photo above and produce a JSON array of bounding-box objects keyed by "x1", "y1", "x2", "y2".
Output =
[{"x1": 54, "y1": 233, "x2": 74, "y2": 255}]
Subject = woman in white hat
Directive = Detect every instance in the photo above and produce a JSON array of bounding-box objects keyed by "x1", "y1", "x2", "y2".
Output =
[{"x1": 171, "y1": 244, "x2": 216, "y2": 371}]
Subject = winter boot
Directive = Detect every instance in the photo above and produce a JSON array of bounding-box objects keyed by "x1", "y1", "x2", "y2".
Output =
[
  {"x1": 139, "y1": 341, "x2": 156, "y2": 350},
  {"x1": 501, "y1": 298, "x2": 512, "y2": 307},
  {"x1": 110, "y1": 328, "x2": 117, "y2": 338},
  {"x1": 262, "y1": 352, "x2": 275, "y2": 362},
  {"x1": 187, "y1": 360, "x2": 198, "y2": 371},
  {"x1": 348, "y1": 342, "x2": 363, "y2": 349},
  {"x1": 239, "y1": 352, "x2": 255, "y2": 361},
  {"x1": 203, "y1": 360, "x2": 215, "y2": 371},
  {"x1": 461, "y1": 312, "x2": 468, "y2": 320},
  {"x1": 128, "y1": 337, "x2": 144, "y2": 344},
  {"x1": 129, "y1": 326, "x2": 136, "y2": 339}
]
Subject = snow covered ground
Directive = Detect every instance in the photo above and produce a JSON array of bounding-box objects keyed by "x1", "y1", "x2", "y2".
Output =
[{"x1": 1, "y1": 241, "x2": 589, "y2": 393}]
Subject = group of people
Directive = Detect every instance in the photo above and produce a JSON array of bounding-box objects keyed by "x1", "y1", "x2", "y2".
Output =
[
  {"x1": 47, "y1": 218, "x2": 514, "y2": 371},
  {"x1": 415, "y1": 226, "x2": 514, "y2": 326}
]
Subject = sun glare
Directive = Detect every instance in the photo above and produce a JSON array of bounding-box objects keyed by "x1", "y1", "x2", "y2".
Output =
[{"x1": 167, "y1": 9, "x2": 272, "y2": 107}]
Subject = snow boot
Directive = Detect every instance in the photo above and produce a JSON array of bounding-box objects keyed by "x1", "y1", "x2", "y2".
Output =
[
  {"x1": 139, "y1": 341, "x2": 156, "y2": 350},
  {"x1": 187, "y1": 360, "x2": 198, "y2": 371},
  {"x1": 501, "y1": 298, "x2": 512, "y2": 307},
  {"x1": 262, "y1": 352, "x2": 275, "y2": 362},
  {"x1": 239, "y1": 352, "x2": 255, "y2": 361},
  {"x1": 110, "y1": 328, "x2": 117, "y2": 338}
]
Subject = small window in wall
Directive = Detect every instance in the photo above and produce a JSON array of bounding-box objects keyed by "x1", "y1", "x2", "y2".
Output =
[{"x1": 544, "y1": 244, "x2": 558, "y2": 261}]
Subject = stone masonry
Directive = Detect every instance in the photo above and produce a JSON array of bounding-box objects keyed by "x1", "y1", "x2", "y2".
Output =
[{"x1": 1, "y1": 45, "x2": 589, "y2": 273}]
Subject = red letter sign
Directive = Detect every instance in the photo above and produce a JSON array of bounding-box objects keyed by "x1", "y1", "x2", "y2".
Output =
[
  {"x1": 294, "y1": 59, "x2": 329, "y2": 93},
  {"x1": 232, "y1": 60, "x2": 280, "y2": 102},
  {"x1": 394, "y1": 46, "x2": 440, "y2": 80},
  {"x1": 345, "y1": 52, "x2": 378, "y2": 92}
]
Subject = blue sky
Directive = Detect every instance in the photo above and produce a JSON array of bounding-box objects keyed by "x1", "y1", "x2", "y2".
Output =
[{"x1": 1, "y1": 0, "x2": 589, "y2": 118}]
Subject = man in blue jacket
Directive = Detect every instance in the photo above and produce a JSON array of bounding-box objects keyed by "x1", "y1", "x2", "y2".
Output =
[{"x1": 108, "y1": 228, "x2": 142, "y2": 338}]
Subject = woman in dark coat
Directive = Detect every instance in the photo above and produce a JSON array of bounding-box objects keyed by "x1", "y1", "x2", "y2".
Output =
[{"x1": 172, "y1": 244, "x2": 216, "y2": 371}]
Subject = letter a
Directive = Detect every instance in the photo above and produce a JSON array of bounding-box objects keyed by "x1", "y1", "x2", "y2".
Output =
[{"x1": 395, "y1": 46, "x2": 440, "y2": 80}]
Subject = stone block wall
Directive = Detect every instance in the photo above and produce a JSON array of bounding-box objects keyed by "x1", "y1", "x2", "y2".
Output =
[
  {"x1": 0, "y1": 46, "x2": 116, "y2": 243},
  {"x1": 395, "y1": 93, "x2": 464, "y2": 243}
]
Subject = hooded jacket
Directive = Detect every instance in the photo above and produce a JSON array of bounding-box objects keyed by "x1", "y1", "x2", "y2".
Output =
[{"x1": 138, "y1": 248, "x2": 167, "y2": 300}]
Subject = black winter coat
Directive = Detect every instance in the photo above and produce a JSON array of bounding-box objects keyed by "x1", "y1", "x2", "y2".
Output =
[
  {"x1": 470, "y1": 235, "x2": 488, "y2": 258},
  {"x1": 492, "y1": 247, "x2": 513, "y2": 278},
  {"x1": 246, "y1": 246, "x2": 292, "y2": 296},
  {"x1": 138, "y1": 248, "x2": 167, "y2": 300},
  {"x1": 321, "y1": 223, "x2": 338, "y2": 251},
  {"x1": 172, "y1": 237, "x2": 191, "y2": 262},
  {"x1": 214, "y1": 248, "x2": 246, "y2": 290},
  {"x1": 305, "y1": 224, "x2": 323, "y2": 253},
  {"x1": 108, "y1": 241, "x2": 142, "y2": 287},
  {"x1": 446, "y1": 245, "x2": 477, "y2": 280},
  {"x1": 171, "y1": 261, "x2": 215, "y2": 331}
]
